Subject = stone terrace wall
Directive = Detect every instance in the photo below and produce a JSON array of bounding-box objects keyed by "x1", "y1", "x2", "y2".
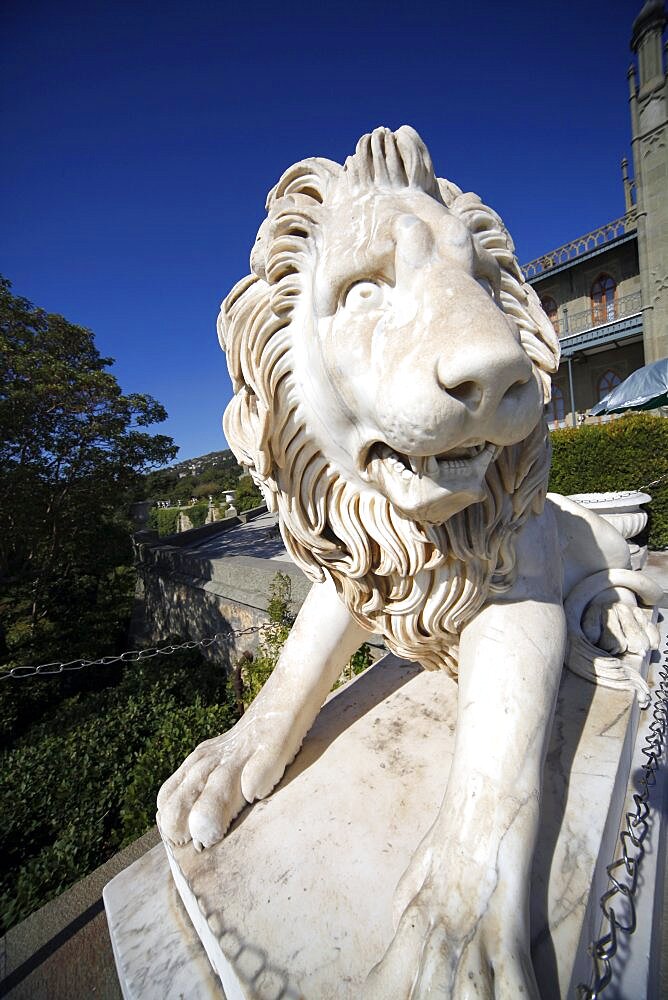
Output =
[{"x1": 130, "y1": 509, "x2": 312, "y2": 670}]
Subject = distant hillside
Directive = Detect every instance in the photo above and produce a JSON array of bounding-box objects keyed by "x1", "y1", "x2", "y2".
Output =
[
  {"x1": 170, "y1": 449, "x2": 239, "y2": 477},
  {"x1": 142, "y1": 447, "x2": 251, "y2": 504}
]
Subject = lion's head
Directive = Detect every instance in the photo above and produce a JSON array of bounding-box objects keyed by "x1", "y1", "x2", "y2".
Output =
[{"x1": 218, "y1": 126, "x2": 560, "y2": 672}]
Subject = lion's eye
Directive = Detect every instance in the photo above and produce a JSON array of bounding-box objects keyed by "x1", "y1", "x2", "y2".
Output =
[{"x1": 342, "y1": 281, "x2": 384, "y2": 310}]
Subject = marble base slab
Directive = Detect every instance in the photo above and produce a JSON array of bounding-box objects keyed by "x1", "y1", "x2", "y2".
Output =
[
  {"x1": 105, "y1": 625, "x2": 664, "y2": 1000},
  {"x1": 103, "y1": 840, "x2": 223, "y2": 999}
]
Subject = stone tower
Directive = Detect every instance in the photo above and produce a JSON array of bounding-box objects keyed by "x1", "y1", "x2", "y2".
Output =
[{"x1": 629, "y1": 0, "x2": 668, "y2": 362}]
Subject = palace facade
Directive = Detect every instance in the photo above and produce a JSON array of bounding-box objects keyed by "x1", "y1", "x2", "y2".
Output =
[{"x1": 521, "y1": 0, "x2": 667, "y2": 426}]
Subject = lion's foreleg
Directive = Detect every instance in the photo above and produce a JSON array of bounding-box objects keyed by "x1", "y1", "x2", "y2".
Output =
[
  {"x1": 240, "y1": 573, "x2": 371, "y2": 770},
  {"x1": 366, "y1": 598, "x2": 566, "y2": 999},
  {"x1": 158, "y1": 576, "x2": 369, "y2": 849}
]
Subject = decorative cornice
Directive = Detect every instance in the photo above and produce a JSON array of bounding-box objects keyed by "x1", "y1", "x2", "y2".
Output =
[{"x1": 521, "y1": 213, "x2": 637, "y2": 279}]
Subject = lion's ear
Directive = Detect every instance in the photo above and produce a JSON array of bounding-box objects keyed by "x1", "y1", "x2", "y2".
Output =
[
  {"x1": 250, "y1": 158, "x2": 339, "y2": 284},
  {"x1": 436, "y1": 177, "x2": 463, "y2": 207},
  {"x1": 269, "y1": 157, "x2": 339, "y2": 206}
]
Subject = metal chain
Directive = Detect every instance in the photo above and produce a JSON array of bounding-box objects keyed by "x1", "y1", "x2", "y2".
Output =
[
  {"x1": 577, "y1": 638, "x2": 668, "y2": 999},
  {"x1": 639, "y1": 471, "x2": 668, "y2": 493},
  {"x1": 0, "y1": 623, "x2": 282, "y2": 681}
]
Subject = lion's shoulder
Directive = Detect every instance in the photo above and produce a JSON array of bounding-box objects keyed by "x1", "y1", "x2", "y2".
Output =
[{"x1": 548, "y1": 494, "x2": 631, "y2": 597}]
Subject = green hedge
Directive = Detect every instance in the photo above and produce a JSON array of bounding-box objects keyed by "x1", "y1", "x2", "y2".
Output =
[
  {"x1": 548, "y1": 413, "x2": 668, "y2": 549},
  {"x1": 149, "y1": 506, "x2": 179, "y2": 536},
  {"x1": 186, "y1": 501, "x2": 208, "y2": 529},
  {"x1": 0, "y1": 647, "x2": 240, "y2": 933},
  {"x1": 148, "y1": 502, "x2": 210, "y2": 536}
]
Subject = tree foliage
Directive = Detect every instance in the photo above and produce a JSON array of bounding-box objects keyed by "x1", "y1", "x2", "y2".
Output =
[
  {"x1": 234, "y1": 474, "x2": 263, "y2": 512},
  {"x1": 148, "y1": 506, "x2": 180, "y2": 537},
  {"x1": 0, "y1": 276, "x2": 177, "y2": 669},
  {"x1": 142, "y1": 452, "x2": 243, "y2": 504},
  {"x1": 0, "y1": 647, "x2": 240, "y2": 933},
  {"x1": 239, "y1": 572, "x2": 295, "y2": 706}
]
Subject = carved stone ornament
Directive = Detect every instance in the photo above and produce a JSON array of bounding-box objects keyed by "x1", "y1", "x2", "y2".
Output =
[
  {"x1": 158, "y1": 127, "x2": 661, "y2": 998},
  {"x1": 569, "y1": 490, "x2": 651, "y2": 540}
]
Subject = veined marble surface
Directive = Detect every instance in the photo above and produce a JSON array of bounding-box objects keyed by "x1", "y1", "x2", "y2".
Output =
[
  {"x1": 103, "y1": 841, "x2": 224, "y2": 999},
  {"x1": 106, "y1": 629, "x2": 661, "y2": 1000}
]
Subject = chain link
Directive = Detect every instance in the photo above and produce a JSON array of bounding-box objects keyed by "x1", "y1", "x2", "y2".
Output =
[
  {"x1": 577, "y1": 639, "x2": 668, "y2": 999},
  {"x1": 0, "y1": 624, "x2": 279, "y2": 681},
  {"x1": 639, "y1": 471, "x2": 668, "y2": 493}
]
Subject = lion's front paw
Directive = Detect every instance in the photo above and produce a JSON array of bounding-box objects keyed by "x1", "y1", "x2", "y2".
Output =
[
  {"x1": 157, "y1": 714, "x2": 295, "y2": 851},
  {"x1": 565, "y1": 570, "x2": 662, "y2": 706},
  {"x1": 365, "y1": 889, "x2": 538, "y2": 1000},
  {"x1": 582, "y1": 590, "x2": 659, "y2": 657}
]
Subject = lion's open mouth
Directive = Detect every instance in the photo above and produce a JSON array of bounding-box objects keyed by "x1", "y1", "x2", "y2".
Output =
[
  {"x1": 362, "y1": 441, "x2": 494, "y2": 480},
  {"x1": 358, "y1": 439, "x2": 500, "y2": 520}
]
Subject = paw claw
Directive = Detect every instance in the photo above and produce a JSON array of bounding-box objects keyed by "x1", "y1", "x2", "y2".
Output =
[{"x1": 156, "y1": 716, "x2": 294, "y2": 851}]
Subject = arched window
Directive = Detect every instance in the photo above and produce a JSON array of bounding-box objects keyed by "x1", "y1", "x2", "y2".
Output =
[
  {"x1": 547, "y1": 384, "x2": 566, "y2": 423},
  {"x1": 541, "y1": 296, "x2": 559, "y2": 333},
  {"x1": 597, "y1": 369, "x2": 622, "y2": 401},
  {"x1": 591, "y1": 274, "x2": 617, "y2": 325}
]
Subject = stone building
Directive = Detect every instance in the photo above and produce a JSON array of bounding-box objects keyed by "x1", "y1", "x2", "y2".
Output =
[{"x1": 521, "y1": 0, "x2": 667, "y2": 426}]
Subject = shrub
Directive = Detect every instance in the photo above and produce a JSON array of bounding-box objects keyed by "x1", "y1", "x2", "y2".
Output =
[
  {"x1": 240, "y1": 573, "x2": 294, "y2": 707},
  {"x1": 239, "y1": 573, "x2": 374, "y2": 705},
  {"x1": 333, "y1": 642, "x2": 373, "y2": 689},
  {"x1": 0, "y1": 565, "x2": 136, "y2": 747},
  {"x1": 149, "y1": 506, "x2": 179, "y2": 536},
  {"x1": 120, "y1": 700, "x2": 237, "y2": 843},
  {"x1": 0, "y1": 645, "x2": 239, "y2": 933},
  {"x1": 186, "y1": 501, "x2": 209, "y2": 529},
  {"x1": 234, "y1": 476, "x2": 263, "y2": 512},
  {"x1": 548, "y1": 413, "x2": 668, "y2": 549},
  {"x1": 149, "y1": 501, "x2": 210, "y2": 535}
]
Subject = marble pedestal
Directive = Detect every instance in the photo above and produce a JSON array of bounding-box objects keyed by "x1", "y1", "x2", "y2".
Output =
[{"x1": 104, "y1": 630, "x2": 666, "y2": 1000}]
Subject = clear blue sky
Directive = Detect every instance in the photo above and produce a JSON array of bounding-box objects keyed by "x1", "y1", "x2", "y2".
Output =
[{"x1": 2, "y1": 0, "x2": 641, "y2": 463}]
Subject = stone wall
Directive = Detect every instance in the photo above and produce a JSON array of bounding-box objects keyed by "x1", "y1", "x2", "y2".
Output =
[{"x1": 130, "y1": 514, "x2": 312, "y2": 670}]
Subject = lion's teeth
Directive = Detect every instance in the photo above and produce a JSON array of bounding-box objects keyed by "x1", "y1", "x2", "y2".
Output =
[
  {"x1": 375, "y1": 442, "x2": 490, "y2": 482},
  {"x1": 408, "y1": 455, "x2": 426, "y2": 476}
]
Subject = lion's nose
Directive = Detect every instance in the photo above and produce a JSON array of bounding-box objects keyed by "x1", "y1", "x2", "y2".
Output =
[{"x1": 436, "y1": 345, "x2": 532, "y2": 413}]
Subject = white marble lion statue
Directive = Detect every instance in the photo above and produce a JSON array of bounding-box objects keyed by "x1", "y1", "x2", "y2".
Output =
[{"x1": 158, "y1": 126, "x2": 660, "y2": 998}]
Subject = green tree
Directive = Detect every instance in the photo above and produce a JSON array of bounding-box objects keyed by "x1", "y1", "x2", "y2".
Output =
[
  {"x1": 0, "y1": 276, "x2": 177, "y2": 672},
  {"x1": 140, "y1": 451, "x2": 245, "y2": 506},
  {"x1": 143, "y1": 467, "x2": 179, "y2": 500},
  {"x1": 192, "y1": 480, "x2": 220, "y2": 498},
  {"x1": 234, "y1": 474, "x2": 263, "y2": 512}
]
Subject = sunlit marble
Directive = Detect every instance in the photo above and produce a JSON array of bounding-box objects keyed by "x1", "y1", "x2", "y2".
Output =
[
  {"x1": 152, "y1": 126, "x2": 661, "y2": 997},
  {"x1": 107, "y1": 631, "x2": 660, "y2": 999}
]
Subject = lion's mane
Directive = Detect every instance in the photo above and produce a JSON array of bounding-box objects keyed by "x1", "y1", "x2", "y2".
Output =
[{"x1": 218, "y1": 127, "x2": 560, "y2": 673}]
